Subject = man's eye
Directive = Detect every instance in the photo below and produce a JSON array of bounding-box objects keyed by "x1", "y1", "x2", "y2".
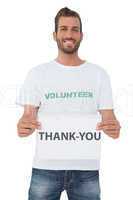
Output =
[
  {"x1": 72, "y1": 29, "x2": 79, "y2": 32},
  {"x1": 60, "y1": 28, "x2": 67, "y2": 31}
]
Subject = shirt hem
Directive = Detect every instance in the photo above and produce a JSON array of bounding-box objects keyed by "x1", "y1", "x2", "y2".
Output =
[{"x1": 32, "y1": 158, "x2": 100, "y2": 170}]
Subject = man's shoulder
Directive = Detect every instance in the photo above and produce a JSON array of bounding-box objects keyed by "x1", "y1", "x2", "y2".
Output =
[
  {"x1": 87, "y1": 61, "x2": 109, "y2": 76},
  {"x1": 28, "y1": 60, "x2": 53, "y2": 74}
]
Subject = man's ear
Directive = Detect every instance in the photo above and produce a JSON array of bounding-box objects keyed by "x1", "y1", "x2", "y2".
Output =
[
  {"x1": 80, "y1": 32, "x2": 83, "y2": 41},
  {"x1": 53, "y1": 32, "x2": 57, "y2": 41}
]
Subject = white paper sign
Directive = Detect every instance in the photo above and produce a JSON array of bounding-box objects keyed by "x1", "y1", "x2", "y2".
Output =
[{"x1": 35, "y1": 114, "x2": 102, "y2": 160}]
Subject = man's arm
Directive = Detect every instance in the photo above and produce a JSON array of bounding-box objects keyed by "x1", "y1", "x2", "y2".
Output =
[
  {"x1": 17, "y1": 105, "x2": 41, "y2": 137},
  {"x1": 97, "y1": 109, "x2": 121, "y2": 139}
]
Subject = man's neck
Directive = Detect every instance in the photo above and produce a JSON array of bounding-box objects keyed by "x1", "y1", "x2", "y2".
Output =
[{"x1": 55, "y1": 52, "x2": 85, "y2": 66}]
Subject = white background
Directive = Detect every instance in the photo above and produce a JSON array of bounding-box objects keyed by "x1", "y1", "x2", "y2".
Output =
[{"x1": 0, "y1": 0, "x2": 133, "y2": 199}]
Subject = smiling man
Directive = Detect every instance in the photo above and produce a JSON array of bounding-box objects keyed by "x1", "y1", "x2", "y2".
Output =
[{"x1": 16, "y1": 7, "x2": 121, "y2": 200}]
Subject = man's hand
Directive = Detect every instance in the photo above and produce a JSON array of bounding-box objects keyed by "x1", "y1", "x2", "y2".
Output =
[
  {"x1": 17, "y1": 116, "x2": 41, "y2": 137},
  {"x1": 17, "y1": 105, "x2": 41, "y2": 137},
  {"x1": 96, "y1": 119, "x2": 121, "y2": 139},
  {"x1": 98, "y1": 109, "x2": 121, "y2": 139}
]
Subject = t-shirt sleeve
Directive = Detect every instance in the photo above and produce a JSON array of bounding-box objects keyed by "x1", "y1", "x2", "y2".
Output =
[
  {"x1": 97, "y1": 69, "x2": 114, "y2": 110},
  {"x1": 15, "y1": 68, "x2": 41, "y2": 107}
]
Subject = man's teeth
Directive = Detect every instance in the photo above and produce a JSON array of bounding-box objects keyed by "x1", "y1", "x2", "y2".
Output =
[{"x1": 64, "y1": 40, "x2": 74, "y2": 44}]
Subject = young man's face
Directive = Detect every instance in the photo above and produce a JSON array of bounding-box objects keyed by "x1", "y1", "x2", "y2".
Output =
[{"x1": 53, "y1": 16, "x2": 83, "y2": 54}]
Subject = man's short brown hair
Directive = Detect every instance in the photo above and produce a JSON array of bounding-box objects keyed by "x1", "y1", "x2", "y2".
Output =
[{"x1": 55, "y1": 7, "x2": 82, "y2": 33}]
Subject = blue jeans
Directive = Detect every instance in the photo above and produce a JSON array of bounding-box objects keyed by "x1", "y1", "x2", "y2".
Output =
[{"x1": 28, "y1": 168, "x2": 101, "y2": 200}]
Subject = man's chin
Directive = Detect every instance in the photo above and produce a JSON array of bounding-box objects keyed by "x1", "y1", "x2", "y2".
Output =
[
  {"x1": 62, "y1": 50, "x2": 77, "y2": 54},
  {"x1": 61, "y1": 47, "x2": 78, "y2": 54}
]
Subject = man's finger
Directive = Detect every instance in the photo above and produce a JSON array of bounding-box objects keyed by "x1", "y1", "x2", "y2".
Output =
[
  {"x1": 19, "y1": 123, "x2": 39, "y2": 129},
  {"x1": 100, "y1": 121, "x2": 118, "y2": 126},
  {"x1": 22, "y1": 120, "x2": 41, "y2": 125},
  {"x1": 98, "y1": 125, "x2": 120, "y2": 129},
  {"x1": 103, "y1": 128, "x2": 120, "y2": 132},
  {"x1": 17, "y1": 129, "x2": 33, "y2": 136},
  {"x1": 103, "y1": 130, "x2": 120, "y2": 137}
]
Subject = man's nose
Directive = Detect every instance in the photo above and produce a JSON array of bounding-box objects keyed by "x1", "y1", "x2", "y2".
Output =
[{"x1": 65, "y1": 30, "x2": 73, "y2": 37}]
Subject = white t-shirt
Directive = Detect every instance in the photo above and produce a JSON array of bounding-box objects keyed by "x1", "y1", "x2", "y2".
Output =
[{"x1": 16, "y1": 60, "x2": 114, "y2": 170}]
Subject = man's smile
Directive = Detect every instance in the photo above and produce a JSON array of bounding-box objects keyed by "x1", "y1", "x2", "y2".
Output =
[{"x1": 63, "y1": 39, "x2": 75, "y2": 46}]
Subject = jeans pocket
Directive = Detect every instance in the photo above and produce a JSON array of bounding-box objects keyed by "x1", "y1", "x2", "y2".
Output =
[
  {"x1": 31, "y1": 168, "x2": 59, "y2": 182},
  {"x1": 77, "y1": 170, "x2": 99, "y2": 182}
]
